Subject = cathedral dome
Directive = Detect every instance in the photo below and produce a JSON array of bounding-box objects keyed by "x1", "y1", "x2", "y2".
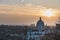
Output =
[{"x1": 36, "y1": 17, "x2": 44, "y2": 31}]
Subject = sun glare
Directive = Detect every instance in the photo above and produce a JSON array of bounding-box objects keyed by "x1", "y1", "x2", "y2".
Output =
[{"x1": 44, "y1": 9, "x2": 54, "y2": 17}]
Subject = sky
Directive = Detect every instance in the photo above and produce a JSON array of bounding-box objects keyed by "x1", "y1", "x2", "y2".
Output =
[{"x1": 0, "y1": 0, "x2": 60, "y2": 26}]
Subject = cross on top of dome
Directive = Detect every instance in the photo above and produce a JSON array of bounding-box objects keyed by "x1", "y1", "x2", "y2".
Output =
[{"x1": 40, "y1": 17, "x2": 42, "y2": 20}]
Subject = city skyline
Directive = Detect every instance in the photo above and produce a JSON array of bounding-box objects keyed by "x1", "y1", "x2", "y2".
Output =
[{"x1": 0, "y1": 0, "x2": 60, "y2": 26}]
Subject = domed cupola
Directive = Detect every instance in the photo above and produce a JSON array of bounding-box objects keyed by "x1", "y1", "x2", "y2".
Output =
[{"x1": 36, "y1": 17, "x2": 44, "y2": 31}]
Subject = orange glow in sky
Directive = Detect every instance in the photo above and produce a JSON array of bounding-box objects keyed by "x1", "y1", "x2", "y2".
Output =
[
  {"x1": 40, "y1": 8, "x2": 58, "y2": 18},
  {"x1": 43, "y1": 9, "x2": 55, "y2": 17},
  {"x1": 0, "y1": 5, "x2": 59, "y2": 26}
]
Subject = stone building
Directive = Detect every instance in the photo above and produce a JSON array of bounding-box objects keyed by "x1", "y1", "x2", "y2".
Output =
[{"x1": 27, "y1": 17, "x2": 46, "y2": 40}]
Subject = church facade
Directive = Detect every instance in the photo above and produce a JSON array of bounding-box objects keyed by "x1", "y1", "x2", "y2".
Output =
[{"x1": 27, "y1": 17, "x2": 46, "y2": 40}]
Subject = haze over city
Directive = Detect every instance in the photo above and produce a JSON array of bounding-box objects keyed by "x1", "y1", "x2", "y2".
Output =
[{"x1": 0, "y1": 0, "x2": 60, "y2": 26}]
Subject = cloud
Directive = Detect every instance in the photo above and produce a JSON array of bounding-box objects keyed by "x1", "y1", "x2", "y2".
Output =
[
  {"x1": 20, "y1": 0, "x2": 24, "y2": 3},
  {"x1": 0, "y1": 4, "x2": 59, "y2": 16},
  {"x1": 0, "y1": 5, "x2": 41, "y2": 15},
  {"x1": 0, "y1": 0, "x2": 60, "y2": 9}
]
